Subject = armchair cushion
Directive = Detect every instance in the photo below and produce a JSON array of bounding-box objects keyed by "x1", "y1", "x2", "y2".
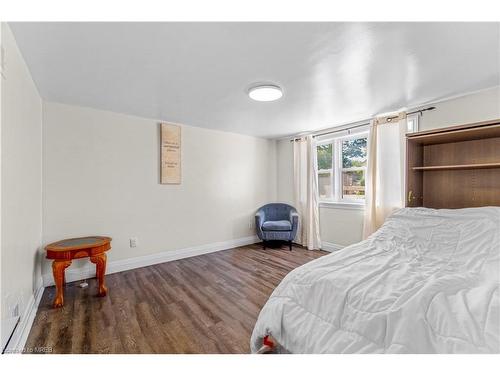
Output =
[{"x1": 262, "y1": 220, "x2": 292, "y2": 231}]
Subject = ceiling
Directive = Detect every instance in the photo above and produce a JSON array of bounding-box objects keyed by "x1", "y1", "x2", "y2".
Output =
[{"x1": 9, "y1": 22, "x2": 500, "y2": 138}]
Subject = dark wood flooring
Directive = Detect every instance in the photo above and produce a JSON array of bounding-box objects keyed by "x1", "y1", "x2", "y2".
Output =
[{"x1": 26, "y1": 243, "x2": 327, "y2": 353}]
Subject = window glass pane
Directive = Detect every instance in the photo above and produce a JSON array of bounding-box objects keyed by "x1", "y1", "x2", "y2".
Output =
[
  {"x1": 407, "y1": 119, "x2": 415, "y2": 133},
  {"x1": 317, "y1": 144, "x2": 333, "y2": 170},
  {"x1": 342, "y1": 170, "x2": 365, "y2": 199},
  {"x1": 342, "y1": 138, "x2": 367, "y2": 168},
  {"x1": 317, "y1": 143, "x2": 333, "y2": 200},
  {"x1": 406, "y1": 114, "x2": 419, "y2": 133},
  {"x1": 318, "y1": 170, "x2": 333, "y2": 199}
]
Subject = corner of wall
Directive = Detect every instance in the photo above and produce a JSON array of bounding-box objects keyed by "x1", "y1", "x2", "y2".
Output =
[{"x1": 1, "y1": 21, "x2": 44, "y2": 353}]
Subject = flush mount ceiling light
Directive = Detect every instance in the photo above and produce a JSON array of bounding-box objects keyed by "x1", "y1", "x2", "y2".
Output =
[{"x1": 248, "y1": 84, "x2": 283, "y2": 102}]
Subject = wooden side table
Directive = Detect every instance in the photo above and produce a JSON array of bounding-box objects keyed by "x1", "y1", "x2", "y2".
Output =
[{"x1": 45, "y1": 236, "x2": 112, "y2": 308}]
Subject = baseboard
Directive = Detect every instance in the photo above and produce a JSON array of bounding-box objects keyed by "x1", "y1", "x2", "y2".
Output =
[
  {"x1": 321, "y1": 241, "x2": 345, "y2": 252},
  {"x1": 42, "y1": 235, "x2": 260, "y2": 287},
  {"x1": 4, "y1": 281, "x2": 44, "y2": 354}
]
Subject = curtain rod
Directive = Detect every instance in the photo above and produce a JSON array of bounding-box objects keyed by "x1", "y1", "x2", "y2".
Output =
[
  {"x1": 407, "y1": 106, "x2": 436, "y2": 116},
  {"x1": 289, "y1": 106, "x2": 436, "y2": 142}
]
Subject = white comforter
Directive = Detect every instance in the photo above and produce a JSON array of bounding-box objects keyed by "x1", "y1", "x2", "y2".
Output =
[{"x1": 250, "y1": 207, "x2": 500, "y2": 353}]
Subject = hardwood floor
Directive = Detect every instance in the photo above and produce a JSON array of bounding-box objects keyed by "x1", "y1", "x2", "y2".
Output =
[{"x1": 26, "y1": 244, "x2": 328, "y2": 353}]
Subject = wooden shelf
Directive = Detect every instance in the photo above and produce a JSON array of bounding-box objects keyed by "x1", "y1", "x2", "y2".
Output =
[
  {"x1": 412, "y1": 162, "x2": 500, "y2": 171},
  {"x1": 406, "y1": 119, "x2": 500, "y2": 208},
  {"x1": 407, "y1": 121, "x2": 500, "y2": 145}
]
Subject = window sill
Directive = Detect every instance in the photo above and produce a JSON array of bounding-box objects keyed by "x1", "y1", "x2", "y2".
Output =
[{"x1": 319, "y1": 201, "x2": 365, "y2": 211}]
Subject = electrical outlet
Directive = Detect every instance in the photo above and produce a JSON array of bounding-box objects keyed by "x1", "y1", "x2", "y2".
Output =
[
  {"x1": 4, "y1": 294, "x2": 19, "y2": 319},
  {"x1": 248, "y1": 219, "x2": 254, "y2": 229},
  {"x1": 13, "y1": 292, "x2": 23, "y2": 318},
  {"x1": 129, "y1": 237, "x2": 138, "y2": 248},
  {"x1": 5, "y1": 294, "x2": 20, "y2": 319}
]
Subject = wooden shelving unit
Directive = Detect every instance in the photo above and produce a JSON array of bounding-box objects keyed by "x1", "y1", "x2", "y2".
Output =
[
  {"x1": 412, "y1": 162, "x2": 500, "y2": 171},
  {"x1": 406, "y1": 119, "x2": 500, "y2": 209}
]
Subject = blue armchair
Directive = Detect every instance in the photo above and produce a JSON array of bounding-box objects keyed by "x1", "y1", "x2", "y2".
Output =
[{"x1": 255, "y1": 203, "x2": 299, "y2": 251}]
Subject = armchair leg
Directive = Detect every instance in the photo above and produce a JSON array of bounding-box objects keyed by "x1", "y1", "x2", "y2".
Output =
[
  {"x1": 289, "y1": 241, "x2": 292, "y2": 251},
  {"x1": 263, "y1": 241, "x2": 266, "y2": 250}
]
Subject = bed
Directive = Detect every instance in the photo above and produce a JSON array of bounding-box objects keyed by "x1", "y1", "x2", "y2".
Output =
[{"x1": 250, "y1": 207, "x2": 500, "y2": 353}]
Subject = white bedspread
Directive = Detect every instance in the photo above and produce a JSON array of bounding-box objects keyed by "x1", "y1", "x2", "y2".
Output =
[{"x1": 250, "y1": 207, "x2": 500, "y2": 353}]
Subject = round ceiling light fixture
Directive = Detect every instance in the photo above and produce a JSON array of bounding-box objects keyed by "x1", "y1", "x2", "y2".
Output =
[{"x1": 248, "y1": 84, "x2": 283, "y2": 102}]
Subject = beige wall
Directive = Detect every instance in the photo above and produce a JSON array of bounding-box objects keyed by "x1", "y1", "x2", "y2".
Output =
[
  {"x1": 1, "y1": 24, "x2": 43, "y2": 346},
  {"x1": 419, "y1": 86, "x2": 500, "y2": 131},
  {"x1": 319, "y1": 206, "x2": 364, "y2": 246},
  {"x1": 277, "y1": 86, "x2": 500, "y2": 248},
  {"x1": 42, "y1": 102, "x2": 277, "y2": 277},
  {"x1": 276, "y1": 139, "x2": 294, "y2": 205}
]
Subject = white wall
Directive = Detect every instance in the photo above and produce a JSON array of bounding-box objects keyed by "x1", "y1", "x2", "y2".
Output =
[
  {"x1": 276, "y1": 139, "x2": 294, "y2": 205},
  {"x1": 1, "y1": 24, "x2": 43, "y2": 347},
  {"x1": 419, "y1": 86, "x2": 500, "y2": 131},
  {"x1": 318, "y1": 207, "x2": 364, "y2": 247},
  {"x1": 42, "y1": 102, "x2": 277, "y2": 277},
  {"x1": 276, "y1": 86, "x2": 500, "y2": 248}
]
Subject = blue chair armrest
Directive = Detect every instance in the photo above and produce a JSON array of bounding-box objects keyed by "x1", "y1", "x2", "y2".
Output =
[
  {"x1": 255, "y1": 209, "x2": 266, "y2": 240},
  {"x1": 289, "y1": 208, "x2": 299, "y2": 241}
]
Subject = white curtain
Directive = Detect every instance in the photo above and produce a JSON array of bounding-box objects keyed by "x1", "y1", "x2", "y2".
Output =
[
  {"x1": 363, "y1": 114, "x2": 407, "y2": 238},
  {"x1": 293, "y1": 135, "x2": 321, "y2": 250}
]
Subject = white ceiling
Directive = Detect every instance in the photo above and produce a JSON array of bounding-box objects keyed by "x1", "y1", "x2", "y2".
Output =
[{"x1": 9, "y1": 22, "x2": 500, "y2": 138}]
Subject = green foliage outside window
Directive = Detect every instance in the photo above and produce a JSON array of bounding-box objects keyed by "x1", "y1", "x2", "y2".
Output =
[
  {"x1": 342, "y1": 138, "x2": 367, "y2": 168},
  {"x1": 317, "y1": 138, "x2": 367, "y2": 169},
  {"x1": 317, "y1": 144, "x2": 333, "y2": 170}
]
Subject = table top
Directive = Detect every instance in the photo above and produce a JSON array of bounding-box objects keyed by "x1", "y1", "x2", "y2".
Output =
[{"x1": 45, "y1": 236, "x2": 112, "y2": 252}]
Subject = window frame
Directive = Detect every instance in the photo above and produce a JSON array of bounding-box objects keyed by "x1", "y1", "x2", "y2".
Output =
[{"x1": 317, "y1": 130, "x2": 369, "y2": 206}]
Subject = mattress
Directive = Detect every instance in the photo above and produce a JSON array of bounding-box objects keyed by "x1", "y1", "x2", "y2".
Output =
[{"x1": 250, "y1": 207, "x2": 500, "y2": 353}]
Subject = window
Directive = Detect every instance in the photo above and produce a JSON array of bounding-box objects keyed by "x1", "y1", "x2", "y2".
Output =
[
  {"x1": 406, "y1": 113, "x2": 419, "y2": 133},
  {"x1": 341, "y1": 137, "x2": 367, "y2": 200},
  {"x1": 317, "y1": 132, "x2": 368, "y2": 204}
]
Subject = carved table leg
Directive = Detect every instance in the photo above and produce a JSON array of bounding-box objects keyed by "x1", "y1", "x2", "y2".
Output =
[
  {"x1": 90, "y1": 253, "x2": 107, "y2": 297},
  {"x1": 52, "y1": 260, "x2": 71, "y2": 308}
]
